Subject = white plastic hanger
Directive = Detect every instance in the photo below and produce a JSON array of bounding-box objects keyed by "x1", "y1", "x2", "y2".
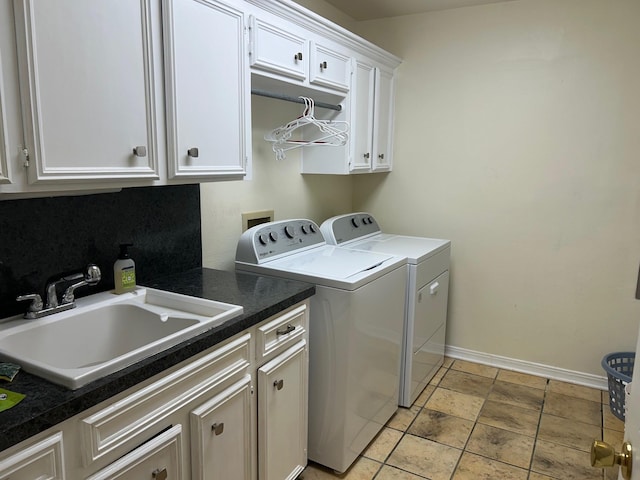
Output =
[{"x1": 264, "y1": 97, "x2": 349, "y2": 160}]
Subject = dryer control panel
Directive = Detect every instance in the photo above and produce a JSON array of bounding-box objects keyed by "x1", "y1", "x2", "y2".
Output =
[
  {"x1": 320, "y1": 212, "x2": 381, "y2": 245},
  {"x1": 236, "y1": 219, "x2": 325, "y2": 264}
]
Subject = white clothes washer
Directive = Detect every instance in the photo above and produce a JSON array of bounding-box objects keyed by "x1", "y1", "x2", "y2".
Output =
[
  {"x1": 235, "y1": 219, "x2": 407, "y2": 473},
  {"x1": 321, "y1": 213, "x2": 451, "y2": 408}
]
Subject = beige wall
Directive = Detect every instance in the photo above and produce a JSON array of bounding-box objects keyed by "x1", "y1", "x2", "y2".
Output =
[
  {"x1": 200, "y1": 95, "x2": 352, "y2": 271},
  {"x1": 352, "y1": 0, "x2": 640, "y2": 375}
]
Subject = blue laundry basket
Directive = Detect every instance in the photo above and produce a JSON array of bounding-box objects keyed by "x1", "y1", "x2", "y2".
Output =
[{"x1": 602, "y1": 352, "x2": 635, "y2": 421}]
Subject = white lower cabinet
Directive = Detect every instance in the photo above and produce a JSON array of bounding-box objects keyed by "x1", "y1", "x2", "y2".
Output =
[
  {"x1": 258, "y1": 341, "x2": 308, "y2": 480},
  {"x1": 0, "y1": 432, "x2": 65, "y2": 480},
  {"x1": 0, "y1": 300, "x2": 309, "y2": 480},
  {"x1": 190, "y1": 376, "x2": 253, "y2": 480}
]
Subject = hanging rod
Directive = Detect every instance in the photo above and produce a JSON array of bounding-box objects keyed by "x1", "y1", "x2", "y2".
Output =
[{"x1": 251, "y1": 89, "x2": 342, "y2": 112}]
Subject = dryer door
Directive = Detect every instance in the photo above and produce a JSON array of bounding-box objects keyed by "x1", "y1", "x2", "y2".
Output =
[{"x1": 413, "y1": 270, "x2": 449, "y2": 354}]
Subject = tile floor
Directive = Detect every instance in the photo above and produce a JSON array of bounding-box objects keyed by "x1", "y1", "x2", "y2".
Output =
[{"x1": 300, "y1": 358, "x2": 624, "y2": 480}]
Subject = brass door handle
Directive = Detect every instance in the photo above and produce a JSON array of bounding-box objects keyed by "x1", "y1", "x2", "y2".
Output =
[{"x1": 591, "y1": 440, "x2": 632, "y2": 480}]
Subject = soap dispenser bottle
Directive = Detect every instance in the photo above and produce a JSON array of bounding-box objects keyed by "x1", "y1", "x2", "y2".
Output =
[{"x1": 114, "y1": 243, "x2": 136, "y2": 294}]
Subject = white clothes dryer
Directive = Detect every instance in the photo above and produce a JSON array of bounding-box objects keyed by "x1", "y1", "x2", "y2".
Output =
[
  {"x1": 321, "y1": 213, "x2": 451, "y2": 408},
  {"x1": 236, "y1": 219, "x2": 407, "y2": 473}
]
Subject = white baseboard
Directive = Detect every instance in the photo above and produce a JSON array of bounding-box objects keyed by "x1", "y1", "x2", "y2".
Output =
[{"x1": 445, "y1": 345, "x2": 609, "y2": 391}]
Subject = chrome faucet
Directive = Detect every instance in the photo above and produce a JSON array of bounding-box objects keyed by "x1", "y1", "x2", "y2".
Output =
[{"x1": 16, "y1": 264, "x2": 102, "y2": 319}]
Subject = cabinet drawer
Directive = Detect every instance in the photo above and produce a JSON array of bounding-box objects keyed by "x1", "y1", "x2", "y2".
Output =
[
  {"x1": 86, "y1": 425, "x2": 182, "y2": 480},
  {"x1": 80, "y1": 333, "x2": 251, "y2": 466},
  {"x1": 0, "y1": 432, "x2": 64, "y2": 480},
  {"x1": 256, "y1": 303, "x2": 307, "y2": 361},
  {"x1": 309, "y1": 41, "x2": 350, "y2": 92},
  {"x1": 249, "y1": 15, "x2": 307, "y2": 81}
]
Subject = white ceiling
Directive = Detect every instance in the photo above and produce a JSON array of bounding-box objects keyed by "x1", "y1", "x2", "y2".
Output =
[{"x1": 321, "y1": 0, "x2": 516, "y2": 20}]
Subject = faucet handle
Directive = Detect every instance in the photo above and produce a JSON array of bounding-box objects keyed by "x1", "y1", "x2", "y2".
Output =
[{"x1": 16, "y1": 293, "x2": 44, "y2": 314}]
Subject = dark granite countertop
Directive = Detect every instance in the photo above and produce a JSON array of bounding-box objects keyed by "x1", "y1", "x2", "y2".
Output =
[{"x1": 0, "y1": 268, "x2": 315, "y2": 452}]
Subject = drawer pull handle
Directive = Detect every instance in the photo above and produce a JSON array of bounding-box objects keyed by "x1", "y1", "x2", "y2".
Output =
[
  {"x1": 187, "y1": 147, "x2": 199, "y2": 158},
  {"x1": 294, "y1": 52, "x2": 303, "y2": 61},
  {"x1": 132, "y1": 145, "x2": 147, "y2": 157},
  {"x1": 212, "y1": 422, "x2": 224, "y2": 435},
  {"x1": 430, "y1": 282, "x2": 440, "y2": 295},
  {"x1": 320, "y1": 61, "x2": 328, "y2": 69},
  {"x1": 152, "y1": 468, "x2": 168, "y2": 480},
  {"x1": 276, "y1": 324, "x2": 295, "y2": 336},
  {"x1": 274, "y1": 379, "x2": 284, "y2": 390}
]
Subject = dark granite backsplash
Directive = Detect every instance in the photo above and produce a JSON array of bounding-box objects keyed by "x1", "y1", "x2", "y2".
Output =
[{"x1": 0, "y1": 185, "x2": 202, "y2": 318}]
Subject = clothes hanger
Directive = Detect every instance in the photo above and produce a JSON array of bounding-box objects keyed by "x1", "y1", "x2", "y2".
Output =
[{"x1": 264, "y1": 97, "x2": 349, "y2": 160}]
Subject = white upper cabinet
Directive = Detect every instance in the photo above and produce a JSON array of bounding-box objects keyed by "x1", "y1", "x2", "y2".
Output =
[
  {"x1": 309, "y1": 40, "x2": 350, "y2": 93},
  {"x1": 249, "y1": 15, "x2": 308, "y2": 82},
  {"x1": 163, "y1": 0, "x2": 249, "y2": 180},
  {"x1": 0, "y1": 47, "x2": 10, "y2": 185},
  {"x1": 13, "y1": 0, "x2": 160, "y2": 185}
]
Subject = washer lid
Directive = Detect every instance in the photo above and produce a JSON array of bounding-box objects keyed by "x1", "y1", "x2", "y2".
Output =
[
  {"x1": 341, "y1": 234, "x2": 450, "y2": 264},
  {"x1": 237, "y1": 245, "x2": 405, "y2": 290}
]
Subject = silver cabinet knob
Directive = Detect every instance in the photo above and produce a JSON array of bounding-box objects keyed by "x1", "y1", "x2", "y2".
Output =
[
  {"x1": 363, "y1": 152, "x2": 370, "y2": 159},
  {"x1": 187, "y1": 147, "x2": 199, "y2": 158},
  {"x1": 320, "y1": 61, "x2": 328, "y2": 69},
  {"x1": 212, "y1": 422, "x2": 224, "y2": 435},
  {"x1": 152, "y1": 468, "x2": 168, "y2": 480},
  {"x1": 132, "y1": 146, "x2": 147, "y2": 157},
  {"x1": 273, "y1": 379, "x2": 284, "y2": 390},
  {"x1": 378, "y1": 153, "x2": 385, "y2": 160}
]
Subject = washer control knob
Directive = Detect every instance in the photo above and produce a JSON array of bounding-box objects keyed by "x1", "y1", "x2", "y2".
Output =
[
  {"x1": 258, "y1": 233, "x2": 269, "y2": 245},
  {"x1": 301, "y1": 225, "x2": 308, "y2": 234},
  {"x1": 284, "y1": 225, "x2": 295, "y2": 238},
  {"x1": 367, "y1": 217, "x2": 374, "y2": 224},
  {"x1": 361, "y1": 217, "x2": 368, "y2": 225},
  {"x1": 309, "y1": 223, "x2": 317, "y2": 233},
  {"x1": 351, "y1": 218, "x2": 359, "y2": 228},
  {"x1": 269, "y1": 232, "x2": 278, "y2": 242}
]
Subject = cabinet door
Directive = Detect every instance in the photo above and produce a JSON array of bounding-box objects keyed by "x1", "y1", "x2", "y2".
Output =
[
  {"x1": 350, "y1": 59, "x2": 375, "y2": 173},
  {"x1": 0, "y1": 432, "x2": 64, "y2": 480},
  {"x1": 309, "y1": 41, "x2": 350, "y2": 93},
  {"x1": 0, "y1": 43, "x2": 9, "y2": 184},
  {"x1": 86, "y1": 425, "x2": 182, "y2": 480},
  {"x1": 163, "y1": 0, "x2": 248, "y2": 180},
  {"x1": 249, "y1": 16, "x2": 307, "y2": 81},
  {"x1": 257, "y1": 340, "x2": 308, "y2": 480},
  {"x1": 190, "y1": 375, "x2": 253, "y2": 480},
  {"x1": 13, "y1": 0, "x2": 159, "y2": 184},
  {"x1": 372, "y1": 67, "x2": 395, "y2": 172}
]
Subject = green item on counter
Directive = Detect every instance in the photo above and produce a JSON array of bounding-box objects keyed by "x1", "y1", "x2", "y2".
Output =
[
  {"x1": 0, "y1": 388, "x2": 25, "y2": 412},
  {"x1": 0, "y1": 362, "x2": 20, "y2": 382}
]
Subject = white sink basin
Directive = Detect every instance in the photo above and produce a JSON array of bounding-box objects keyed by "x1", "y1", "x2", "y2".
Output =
[{"x1": 0, "y1": 288, "x2": 243, "y2": 389}]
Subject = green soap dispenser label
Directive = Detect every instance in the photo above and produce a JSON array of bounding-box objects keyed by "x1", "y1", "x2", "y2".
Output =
[{"x1": 121, "y1": 267, "x2": 136, "y2": 288}]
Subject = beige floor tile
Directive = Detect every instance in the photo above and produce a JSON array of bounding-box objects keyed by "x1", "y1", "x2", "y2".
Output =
[
  {"x1": 543, "y1": 392, "x2": 601, "y2": 426},
  {"x1": 429, "y1": 367, "x2": 447, "y2": 386},
  {"x1": 387, "y1": 434, "x2": 462, "y2": 480},
  {"x1": 375, "y1": 465, "x2": 428, "y2": 480},
  {"x1": 412, "y1": 384, "x2": 435, "y2": 408},
  {"x1": 528, "y1": 473, "x2": 556, "y2": 480},
  {"x1": 425, "y1": 387, "x2": 485, "y2": 421},
  {"x1": 488, "y1": 380, "x2": 545, "y2": 412},
  {"x1": 443, "y1": 356, "x2": 454, "y2": 368},
  {"x1": 531, "y1": 439, "x2": 602, "y2": 480},
  {"x1": 547, "y1": 380, "x2": 602, "y2": 403},
  {"x1": 603, "y1": 406, "x2": 625, "y2": 432},
  {"x1": 477, "y1": 400, "x2": 540, "y2": 437},
  {"x1": 537, "y1": 414, "x2": 601, "y2": 452},
  {"x1": 439, "y1": 369, "x2": 494, "y2": 398},
  {"x1": 451, "y1": 452, "x2": 528, "y2": 480},
  {"x1": 407, "y1": 408, "x2": 474, "y2": 449},
  {"x1": 465, "y1": 423, "x2": 535, "y2": 469},
  {"x1": 301, "y1": 457, "x2": 381, "y2": 479},
  {"x1": 602, "y1": 390, "x2": 609, "y2": 404},
  {"x1": 496, "y1": 370, "x2": 547, "y2": 390},
  {"x1": 386, "y1": 405, "x2": 421, "y2": 431},
  {"x1": 362, "y1": 427, "x2": 403, "y2": 463},
  {"x1": 451, "y1": 359, "x2": 498, "y2": 379}
]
